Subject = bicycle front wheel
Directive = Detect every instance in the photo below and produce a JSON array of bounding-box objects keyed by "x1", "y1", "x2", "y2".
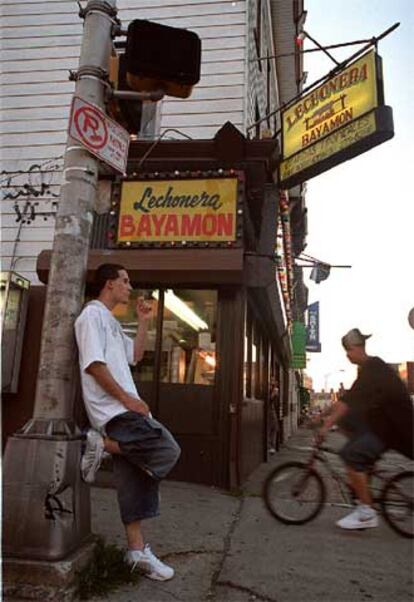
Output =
[
  {"x1": 380, "y1": 471, "x2": 414, "y2": 538},
  {"x1": 263, "y1": 461, "x2": 326, "y2": 525}
]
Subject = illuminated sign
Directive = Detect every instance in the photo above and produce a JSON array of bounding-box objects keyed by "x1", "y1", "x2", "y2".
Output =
[
  {"x1": 279, "y1": 50, "x2": 394, "y2": 189},
  {"x1": 115, "y1": 175, "x2": 242, "y2": 245}
]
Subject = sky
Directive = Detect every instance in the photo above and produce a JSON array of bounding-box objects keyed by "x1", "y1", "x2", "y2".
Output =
[{"x1": 302, "y1": 0, "x2": 414, "y2": 391}]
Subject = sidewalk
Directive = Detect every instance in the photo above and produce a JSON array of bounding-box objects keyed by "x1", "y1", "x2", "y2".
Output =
[{"x1": 90, "y1": 428, "x2": 414, "y2": 602}]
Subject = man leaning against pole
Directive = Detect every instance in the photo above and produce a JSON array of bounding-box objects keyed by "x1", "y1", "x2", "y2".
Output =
[{"x1": 74, "y1": 263, "x2": 181, "y2": 580}]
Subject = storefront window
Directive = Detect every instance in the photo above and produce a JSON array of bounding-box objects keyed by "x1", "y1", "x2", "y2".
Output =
[
  {"x1": 159, "y1": 289, "x2": 217, "y2": 385},
  {"x1": 243, "y1": 332, "x2": 249, "y2": 397},
  {"x1": 243, "y1": 311, "x2": 252, "y2": 397},
  {"x1": 255, "y1": 331, "x2": 267, "y2": 400},
  {"x1": 244, "y1": 304, "x2": 269, "y2": 400},
  {"x1": 251, "y1": 336, "x2": 257, "y2": 396},
  {"x1": 114, "y1": 288, "x2": 217, "y2": 386},
  {"x1": 115, "y1": 289, "x2": 159, "y2": 382}
]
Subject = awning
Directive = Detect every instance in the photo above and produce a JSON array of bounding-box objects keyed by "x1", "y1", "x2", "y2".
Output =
[{"x1": 37, "y1": 248, "x2": 245, "y2": 287}]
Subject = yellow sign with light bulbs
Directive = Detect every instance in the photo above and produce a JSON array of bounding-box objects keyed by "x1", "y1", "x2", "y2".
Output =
[{"x1": 117, "y1": 177, "x2": 238, "y2": 243}]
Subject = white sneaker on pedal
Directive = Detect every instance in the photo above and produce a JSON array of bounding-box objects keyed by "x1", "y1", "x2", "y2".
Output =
[
  {"x1": 336, "y1": 505, "x2": 379, "y2": 530},
  {"x1": 126, "y1": 545, "x2": 174, "y2": 581},
  {"x1": 81, "y1": 429, "x2": 105, "y2": 483}
]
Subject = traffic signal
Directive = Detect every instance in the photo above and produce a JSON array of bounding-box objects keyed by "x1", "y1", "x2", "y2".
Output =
[
  {"x1": 125, "y1": 20, "x2": 201, "y2": 98},
  {"x1": 310, "y1": 263, "x2": 331, "y2": 284},
  {"x1": 108, "y1": 51, "x2": 142, "y2": 134}
]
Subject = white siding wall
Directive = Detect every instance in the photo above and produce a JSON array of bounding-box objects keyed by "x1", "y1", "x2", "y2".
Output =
[
  {"x1": 271, "y1": 0, "x2": 299, "y2": 105},
  {"x1": 1, "y1": 0, "x2": 247, "y2": 283},
  {"x1": 245, "y1": 0, "x2": 280, "y2": 137}
]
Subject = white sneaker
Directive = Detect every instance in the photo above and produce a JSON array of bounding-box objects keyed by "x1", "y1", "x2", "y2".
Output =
[
  {"x1": 336, "y1": 505, "x2": 379, "y2": 530},
  {"x1": 126, "y1": 545, "x2": 174, "y2": 581},
  {"x1": 81, "y1": 429, "x2": 105, "y2": 483}
]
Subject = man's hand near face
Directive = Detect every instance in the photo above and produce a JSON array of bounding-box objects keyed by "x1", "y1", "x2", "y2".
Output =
[
  {"x1": 133, "y1": 296, "x2": 154, "y2": 363},
  {"x1": 136, "y1": 296, "x2": 154, "y2": 322}
]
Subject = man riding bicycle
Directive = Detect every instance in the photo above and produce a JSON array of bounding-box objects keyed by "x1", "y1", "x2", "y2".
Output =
[{"x1": 318, "y1": 328, "x2": 414, "y2": 530}]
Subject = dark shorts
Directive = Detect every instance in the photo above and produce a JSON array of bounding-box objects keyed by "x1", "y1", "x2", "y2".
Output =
[
  {"x1": 105, "y1": 411, "x2": 181, "y2": 524},
  {"x1": 111, "y1": 455, "x2": 161, "y2": 523},
  {"x1": 340, "y1": 430, "x2": 386, "y2": 472}
]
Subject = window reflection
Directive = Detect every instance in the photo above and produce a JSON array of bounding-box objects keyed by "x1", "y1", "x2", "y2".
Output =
[
  {"x1": 243, "y1": 333, "x2": 248, "y2": 397},
  {"x1": 251, "y1": 339, "x2": 257, "y2": 396},
  {"x1": 115, "y1": 288, "x2": 217, "y2": 386},
  {"x1": 160, "y1": 289, "x2": 217, "y2": 385}
]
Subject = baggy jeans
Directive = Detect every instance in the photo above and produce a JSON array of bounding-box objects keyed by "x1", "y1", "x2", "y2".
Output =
[{"x1": 105, "y1": 411, "x2": 181, "y2": 524}]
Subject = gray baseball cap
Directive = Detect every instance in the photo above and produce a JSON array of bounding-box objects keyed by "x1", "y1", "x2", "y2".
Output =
[{"x1": 341, "y1": 328, "x2": 371, "y2": 349}]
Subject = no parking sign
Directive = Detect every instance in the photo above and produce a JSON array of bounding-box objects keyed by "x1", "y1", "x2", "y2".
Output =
[{"x1": 69, "y1": 96, "x2": 130, "y2": 174}]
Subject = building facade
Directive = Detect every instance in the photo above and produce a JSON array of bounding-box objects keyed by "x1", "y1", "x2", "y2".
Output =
[{"x1": 1, "y1": 0, "x2": 308, "y2": 486}]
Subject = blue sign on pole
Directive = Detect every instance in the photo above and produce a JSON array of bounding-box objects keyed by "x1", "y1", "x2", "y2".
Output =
[{"x1": 306, "y1": 301, "x2": 321, "y2": 352}]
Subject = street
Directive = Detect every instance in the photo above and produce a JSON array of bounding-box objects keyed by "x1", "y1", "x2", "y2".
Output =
[{"x1": 90, "y1": 428, "x2": 414, "y2": 602}]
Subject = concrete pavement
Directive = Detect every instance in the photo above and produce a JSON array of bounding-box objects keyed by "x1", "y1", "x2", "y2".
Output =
[{"x1": 90, "y1": 428, "x2": 414, "y2": 602}]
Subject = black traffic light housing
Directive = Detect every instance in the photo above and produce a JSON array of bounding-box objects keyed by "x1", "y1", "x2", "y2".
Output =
[{"x1": 125, "y1": 19, "x2": 201, "y2": 98}]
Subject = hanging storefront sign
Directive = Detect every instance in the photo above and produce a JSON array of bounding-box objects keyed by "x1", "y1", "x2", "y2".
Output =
[
  {"x1": 279, "y1": 49, "x2": 394, "y2": 189},
  {"x1": 306, "y1": 301, "x2": 321, "y2": 352},
  {"x1": 110, "y1": 171, "x2": 244, "y2": 247},
  {"x1": 291, "y1": 321, "x2": 307, "y2": 369}
]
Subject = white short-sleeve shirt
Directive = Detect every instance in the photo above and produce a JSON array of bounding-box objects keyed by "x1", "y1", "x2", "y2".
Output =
[{"x1": 74, "y1": 300, "x2": 140, "y2": 430}]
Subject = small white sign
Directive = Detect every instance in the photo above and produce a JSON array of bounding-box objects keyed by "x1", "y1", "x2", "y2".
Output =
[{"x1": 69, "y1": 96, "x2": 130, "y2": 174}]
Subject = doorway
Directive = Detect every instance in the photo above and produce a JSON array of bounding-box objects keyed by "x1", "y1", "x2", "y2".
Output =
[{"x1": 115, "y1": 287, "x2": 219, "y2": 483}]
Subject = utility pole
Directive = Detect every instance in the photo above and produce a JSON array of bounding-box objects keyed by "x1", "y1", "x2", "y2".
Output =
[{"x1": 3, "y1": 0, "x2": 118, "y2": 573}]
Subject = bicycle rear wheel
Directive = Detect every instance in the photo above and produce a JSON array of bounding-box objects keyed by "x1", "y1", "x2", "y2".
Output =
[
  {"x1": 380, "y1": 471, "x2": 414, "y2": 538},
  {"x1": 263, "y1": 461, "x2": 326, "y2": 525}
]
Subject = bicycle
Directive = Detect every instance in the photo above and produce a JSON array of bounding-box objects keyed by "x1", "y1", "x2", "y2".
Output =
[{"x1": 263, "y1": 437, "x2": 414, "y2": 538}]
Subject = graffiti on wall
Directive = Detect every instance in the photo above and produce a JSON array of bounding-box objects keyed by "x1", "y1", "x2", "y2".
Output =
[
  {"x1": 1, "y1": 159, "x2": 62, "y2": 224},
  {"x1": 12, "y1": 199, "x2": 59, "y2": 224}
]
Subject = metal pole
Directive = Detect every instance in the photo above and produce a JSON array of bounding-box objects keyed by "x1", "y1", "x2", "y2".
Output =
[
  {"x1": 33, "y1": 0, "x2": 117, "y2": 427},
  {"x1": 3, "y1": 0, "x2": 118, "y2": 562},
  {"x1": 302, "y1": 30, "x2": 341, "y2": 66}
]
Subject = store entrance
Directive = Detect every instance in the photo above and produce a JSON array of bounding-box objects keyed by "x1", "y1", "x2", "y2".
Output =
[{"x1": 115, "y1": 287, "x2": 219, "y2": 482}]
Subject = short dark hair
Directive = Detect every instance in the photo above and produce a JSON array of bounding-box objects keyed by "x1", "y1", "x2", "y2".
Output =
[{"x1": 94, "y1": 263, "x2": 126, "y2": 296}]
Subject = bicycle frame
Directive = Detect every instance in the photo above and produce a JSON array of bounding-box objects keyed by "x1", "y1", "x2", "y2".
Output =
[{"x1": 305, "y1": 442, "x2": 390, "y2": 509}]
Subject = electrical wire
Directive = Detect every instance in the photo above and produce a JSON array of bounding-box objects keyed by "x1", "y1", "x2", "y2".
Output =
[
  {"x1": 0, "y1": 157, "x2": 63, "y2": 187},
  {"x1": 133, "y1": 128, "x2": 193, "y2": 172},
  {"x1": 254, "y1": 36, "x2": 375, "y2": 62}
]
